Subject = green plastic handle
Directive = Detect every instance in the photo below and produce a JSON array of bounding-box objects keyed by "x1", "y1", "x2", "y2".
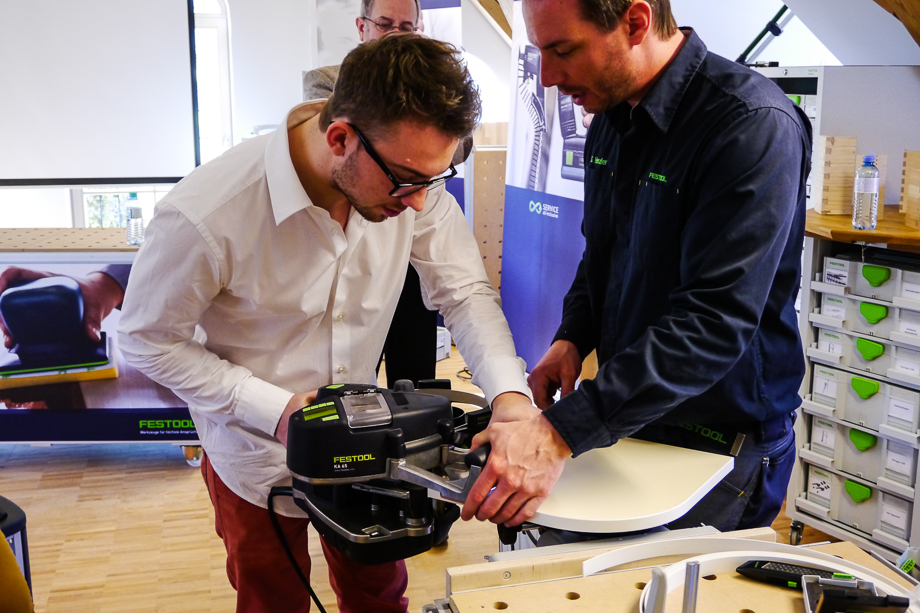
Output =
[
  {"x1": 859, "y1": 302, "x2": 888, "y2": 325},
  {"x1": 848, "y1": 428, "x2": 877, "y2": 451},
  {"x1": 862, "y1": 265, "x2": 891, "y2": 288},
  {"x1": 845, "y1": 480, "x2": 872, "y2": 503},
  {"x1": 856, "y1": 338, "x2": 885, "y2": 361},
  {"x1": 850, "y1": 377, "x2": 879, "y2": 399}
]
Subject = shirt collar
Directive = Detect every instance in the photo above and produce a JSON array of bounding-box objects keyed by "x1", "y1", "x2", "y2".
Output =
[
  {"x1": 265, "y1": 100, "x2": 327, "y2": 226},
  {"x1": 606, "y1": 28, "x2": 708, "y2": 135}
]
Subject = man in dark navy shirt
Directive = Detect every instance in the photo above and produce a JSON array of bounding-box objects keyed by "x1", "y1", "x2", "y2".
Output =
[{"x1": 461, "y1": 0, "x2": 811, "y2": 531}]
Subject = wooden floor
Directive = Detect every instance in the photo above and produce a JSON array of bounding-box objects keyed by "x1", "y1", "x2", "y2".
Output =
[{"x1": 0, "y1": 352, "x2": 834, "y2": 612}]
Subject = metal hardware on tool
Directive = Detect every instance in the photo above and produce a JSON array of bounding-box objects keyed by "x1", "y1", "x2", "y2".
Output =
[
  {"x1": 286, "y1": 381, "x2": 491, "y2": 565},
  {"x1": 682, "y1": 561, "x2": 699, "y2": 613}
]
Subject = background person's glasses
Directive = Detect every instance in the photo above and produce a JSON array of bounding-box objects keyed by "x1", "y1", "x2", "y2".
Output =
[
  {"x1": 348, "y1": 123, "x2": 457, "y2": 197},
  {"x1": 361, "y1": 16, "x2": 418, "y2": 34}
]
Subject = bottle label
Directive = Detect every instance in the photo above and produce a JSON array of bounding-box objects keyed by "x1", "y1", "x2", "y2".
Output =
[{"x1": 855, "y1": 177, "x2": 879, "y2": 193}]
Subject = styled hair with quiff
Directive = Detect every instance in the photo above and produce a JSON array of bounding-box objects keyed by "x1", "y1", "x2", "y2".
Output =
[{"x1": 319, "y1": 34, "x2": 481, "y2": 140}]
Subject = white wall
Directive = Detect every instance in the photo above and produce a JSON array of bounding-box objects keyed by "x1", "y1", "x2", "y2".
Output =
[
  {"x1": 228, "y1": 0, "x2": 315, "y2": 142},
  {"x1": 0, "y1": 189, "x2": 72, "y2": 228},
  {"x1": 786, "y1": 0, "x2": 920, "y2": 65},
  {"x1": 671, "y1": 0, "x2": 839, "y2": 67}
]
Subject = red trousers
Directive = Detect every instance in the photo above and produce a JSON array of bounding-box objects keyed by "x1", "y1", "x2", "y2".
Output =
[{"x1": 202, "y1": 454, "x2": 409, "y2": 613}]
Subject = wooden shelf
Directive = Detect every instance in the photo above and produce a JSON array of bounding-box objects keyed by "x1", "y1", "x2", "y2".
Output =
[
  {"x1": 806, "y1": 207, "x2": 920, "y2": 250},
  {"x1": 0, "y1": 228, "x2": 138, "y2": 252}
]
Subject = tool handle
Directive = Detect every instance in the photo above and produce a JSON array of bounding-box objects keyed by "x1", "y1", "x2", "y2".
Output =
[{"x1": 465, "y1": 444, "x2": 491, "y2": 468}]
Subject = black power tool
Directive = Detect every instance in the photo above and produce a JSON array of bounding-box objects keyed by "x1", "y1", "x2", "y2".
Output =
[{"x1": 286, "y1": 381, "x2": 491, "y2": 565}]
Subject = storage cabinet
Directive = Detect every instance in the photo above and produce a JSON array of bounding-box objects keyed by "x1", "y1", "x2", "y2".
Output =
[{"x1": 787, "y1": 209, "x2": 920, "y2": 559}]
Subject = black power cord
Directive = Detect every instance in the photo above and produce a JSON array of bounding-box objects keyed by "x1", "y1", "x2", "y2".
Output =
[{"x1": 268, "y1": 486, "x2": 328, "y2": 613}]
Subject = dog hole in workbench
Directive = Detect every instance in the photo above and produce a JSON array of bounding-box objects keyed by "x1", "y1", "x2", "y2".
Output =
[
  {"x1": 741, "y1": 609, "x2": 756, "y2": 613},
  {"x1": 565, "y1": 592, "x2": 580, "y2": 600},
  {"x1": 635, "y1": 582, "x2": 647, "y2": 589},
  {"x1": 493, "y1": 603, "x2": 508, "y2": 610},
  {"x1": 703, "y1": 575, "x2": 717, "y2": 580}
]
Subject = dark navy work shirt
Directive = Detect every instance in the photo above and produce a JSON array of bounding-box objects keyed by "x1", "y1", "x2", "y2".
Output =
[{"x1": 542, "y1": 30, "x2": 812, "y2": 457}]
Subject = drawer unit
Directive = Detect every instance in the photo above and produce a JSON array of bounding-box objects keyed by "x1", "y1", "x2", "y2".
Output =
[
  {"x1": 805, "y1": 462, "x2": 914, "y2": 540},
  {"x1": 824, "y1": 256, "x2": 897, "y2": 302},
  {"x1": 810, "y1": 365, "x2": 920, "y2": 434},
  {"x1": 809, "y1": 416, "x2": 918, "y2": 485},
  {"x1": 814, "y1": 328, "x2": 891, "y2": 375},
  {"x1": 819, "y1": 294, "x2": 897, "y2": 339}
]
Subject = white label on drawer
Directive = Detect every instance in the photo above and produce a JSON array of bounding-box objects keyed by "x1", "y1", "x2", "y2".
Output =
[
  {"x1": 888, "y1": 397, "x2": 916, "y2": 423},
  {"x1": 903, "y1": 282, "x2": 920, "y2": 301},
  {"x1": 896, "y1": 358, "x2": 920, "y2": 375},
  {"x1": 899, "y1": 309, "x2": 920, "y2": 336},
  {"x1": 822, "y1": 296, "x2": 846, "y2": 319},
  {"x1": 813, "y1": 419, "x2": 836, "y2": 448},
  {"x1": 808, "y1": 467, "x2": 833, "y2": 502},
  {"x1": 818, "y1": 339, "x2": 842, "y2": 355},
  {"x1": 814, "y1": 374, "x2": 838, "y2": 398},
  {"x1": 881, "y1": 502, "x2": 909, "y2": 532},
  {"x1": 825, "y1": 261, "x2": 849, "y2": 286},
  {"x1": 886, "y1": 441, "x2": 914, "y2": 477}
]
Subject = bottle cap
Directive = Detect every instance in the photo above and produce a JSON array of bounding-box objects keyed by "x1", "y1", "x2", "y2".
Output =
[
  {"x1": 863, "y1": 154, "x2": 876, "y2": 164},
  {"x1": 128, "y1": 192, "x2": 138, "y2": 198}
]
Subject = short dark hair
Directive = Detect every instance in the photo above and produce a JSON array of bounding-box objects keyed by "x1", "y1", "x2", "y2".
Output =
[
  {"x1": 577, "y1": 0, "x2": 677, "y2": 38},
  {"x1": 361, "y1": 0, "x2": 420, "y2": 21},
  {"x1": 319, "y1": 35, "x2": 481, "y2": 140}
]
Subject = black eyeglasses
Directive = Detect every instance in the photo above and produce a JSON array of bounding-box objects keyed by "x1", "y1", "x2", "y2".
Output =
[
  {"x1": 361, "y1": 16, "x2": 418, "y2": 34},
  {"x1": 348, "y1": 123, "x2": 457, "y2": 198}
]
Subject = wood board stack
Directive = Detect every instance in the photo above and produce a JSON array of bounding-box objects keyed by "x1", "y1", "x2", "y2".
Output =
[
  {"x1": 813, "y1": 136, "x2": 857, "y2": 215},
  {"x1": 903, "y1": 151, "x2": 920, "y2": 228}
]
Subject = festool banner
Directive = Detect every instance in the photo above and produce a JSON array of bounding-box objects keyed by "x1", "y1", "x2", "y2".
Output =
[{"x1": 502, "y1": 0, "x2": 587, "y2": 368}]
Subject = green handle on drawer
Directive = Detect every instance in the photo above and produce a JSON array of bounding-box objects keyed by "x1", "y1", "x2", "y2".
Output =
[
  {"x1": 848, "y1": 428, "x2": 877, "y2": 451},
  {"x1": 850, "y1": 377, "x2": 879, "y2": 399},
  {"x1": 862, "y1": 265, "x2": 891, "y2": 287},
  {"x1": 845, "y1": 480, "x2": 872, "y2": 503},
  {"x1": 856, "y1": 338, "x2": 885, "y2": 361},
  {"x1": 859, "y1": 302, "x2": 888, "y2": 324}
]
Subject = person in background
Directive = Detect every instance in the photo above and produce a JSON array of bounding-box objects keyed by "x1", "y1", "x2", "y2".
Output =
[
  {"x1": 118, "y1": 35, "x2": 536, "y2": 613},
  {"x1": 303, "y1": 0, "x2": 474, "y2": 389},
  {"x1": 461, "y1": 0, "x2": 812, "y2": 536}
]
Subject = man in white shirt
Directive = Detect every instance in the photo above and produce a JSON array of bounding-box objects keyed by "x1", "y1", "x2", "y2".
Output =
[{"x1": 118, "y1": 35, "x2": 536, "y2": 613}]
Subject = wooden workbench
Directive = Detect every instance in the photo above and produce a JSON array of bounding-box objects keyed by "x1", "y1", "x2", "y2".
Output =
[{"x1": 445, "y1": 530, "x2": 914, "y2": 612}]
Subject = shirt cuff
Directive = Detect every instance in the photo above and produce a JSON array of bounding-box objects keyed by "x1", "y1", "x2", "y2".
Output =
[
  {"x1": 542, "y1": 391, "x2": 614, "y2": 457},
  {"x1": 235, "y1": 376, "x2": 296, "y2": 436},
  {"x1": 469, "y1": 354, "x2": 532, "y2": 405}
]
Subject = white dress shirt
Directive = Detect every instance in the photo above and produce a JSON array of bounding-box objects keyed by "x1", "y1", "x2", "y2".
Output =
[{"x1": 118, "y1": 101, "x2": 529, "y2": 515}]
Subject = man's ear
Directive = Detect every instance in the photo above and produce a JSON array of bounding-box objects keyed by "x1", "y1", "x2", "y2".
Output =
[
  {"x1": 356, "y1": 16, "x2": 368, "y2": 41},
  {"x1": 624, "y1": 0, "x2": 652, "y2": 45},
  {"x1": 325, "y1": 121, "x2": 352, "y2": 158}
]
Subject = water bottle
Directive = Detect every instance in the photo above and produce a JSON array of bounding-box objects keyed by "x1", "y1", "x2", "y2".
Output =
[
  {"x1": 852, "y1": 154, "x2": 880, "y2": 230},
  {"x1": 125, "y1": 193, "x2": 145, "y2": 245}
]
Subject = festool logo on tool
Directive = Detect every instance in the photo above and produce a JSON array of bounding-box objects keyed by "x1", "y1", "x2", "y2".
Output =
[
  {"x1": 589, "y1": 155, "x2": 607, "y2": 166},
  {"x1": 682, "y1": 423, "x2": 727, "y2": 444},
  {"x1": 648, "y1": 172, "x2": 667, "y2": 183},
  {"x1": 139, "y1": 420, "x2": 195, "y2": 429},
  {"x1": 828, "y1": 261, "x2": 846, "y2": 269},
  {"x1": 825, "y1": 332, "x2": 841, "y2": 340},
  {"x1": 818, "y1": 368, "x2": 835, "y2": 378},
  {"x1": 333, "y1": 454, "x2": 375, "y2": 463}
]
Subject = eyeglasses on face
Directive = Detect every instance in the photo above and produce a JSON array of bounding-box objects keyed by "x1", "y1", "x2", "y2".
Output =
[
  {"x1": 361, "y1": 16, "x2": 418, "y2": 34},
  {"x1": 347, "y1": 123, "x2": 457, "y2": 198}
]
